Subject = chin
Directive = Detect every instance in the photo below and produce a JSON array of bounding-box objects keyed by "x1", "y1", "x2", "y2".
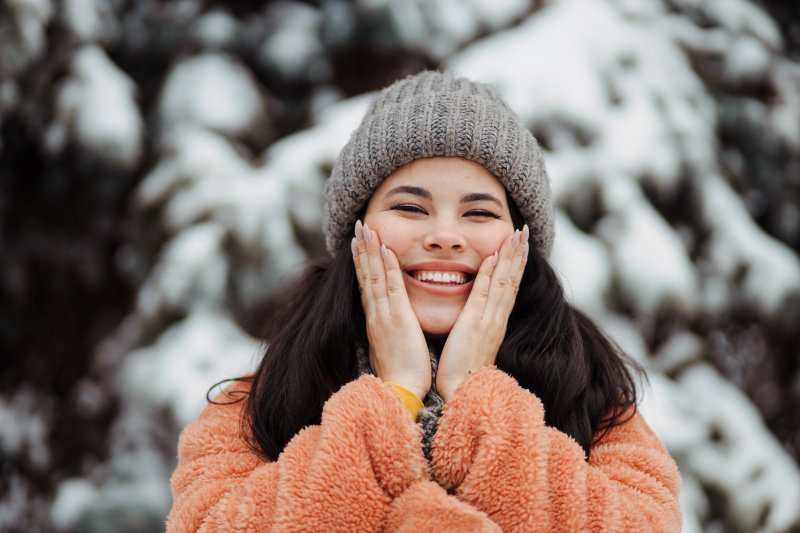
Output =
[{"x1": 415, "y1": 310, "x2": 458, "y2": 337}]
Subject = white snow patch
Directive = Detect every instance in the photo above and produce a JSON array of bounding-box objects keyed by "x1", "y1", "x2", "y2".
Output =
[
  {"x1": 135, "y1": 126, "x2": 251, "y2": 209},
  {"x1": 599, "y1": 178, "x2": 698, "y2": 313},
  {"x1": 593, "y1": 312, "x2": 648, "y2": 364},
  {"x1": 192, "y1": 10, "x2": 238, "y2": 49},
  {"x1": 722, "y1": 34, "x2": 772, "y2": 84},
  {"x1": 121, "y1": 309, "x2": 258, "y2": 425},
  {"x1": 136, "y1": 223, "x2": 229, "y2": 318},
  {"x1": 4, "y1": 0, "x2": 54, "y2": 73},
  {"x1": 702, "y1": 175, "x2": 800, "y2": 313},
  {"x1": 159, "y1": 53, "x2": 264, "y2": 137},
  {"x1": 448, "y1": 0, "x2": 716, "y2": 190},
  {"x1": 701, "y1": 0, "x2": 783, "y2": 49},
  {"x1": 0, "y1": 388, "x2": 51, "y2": 470},
  {"x1": 259, "y1": 3, "x2": 330, "y2": 82},
  {"x1": 50, "y1": 479, "x2": 97, "y2": 528},
  {"x1": 62, "y1": 0, "x2": 116, "y2": 42},
  {"x1": 550, "y1": 212, "x2": 612, "y2": 313},
  {"x1": 47, "y1": 46, "x2": 143, "y2": 168},
  {"x1": 679, "y1": 363, "x2": 800, "y2": 531}
]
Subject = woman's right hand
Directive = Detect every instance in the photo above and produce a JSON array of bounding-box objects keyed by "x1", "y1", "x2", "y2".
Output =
[{"x1": 353, "y1": 220, "x2": 431, "y2": 401}]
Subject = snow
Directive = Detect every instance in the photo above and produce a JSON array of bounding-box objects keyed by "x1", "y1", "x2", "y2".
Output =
[
  {"x1": 158, "y1": 53, "x2": 265, "y2": 137},
  {"x1": 702, "y1": 174, "x2": 800, "y2": 313},
  {"x1": 47, "y1": 46, "x2": 143, "y2": 168},
  {"x1": 600, "y1": 178, "x2": 698, "y2": 313},
  {"x1": 343, "y1": 0, "x2": 530, "y2": 59},
  {"x1": 470, "y1": 0, "x2": 530, "y2": 30},
  {"x1": 769, "y1": 61, "x2": 800, "y2": 149},
  {"x1": 679, "y1": 363, "x2": 800, "y2": 531},
  {"x1": 550, "y1": 213, "x2": 612, "y2": 313},
  {"x1": 62, "y1": 0, "x2": 116, "y2": 42},
  {"x1": 3, "y1": 0, "x2": 54, "y2": 74},
  {"x1": 135, "y1": 223, "x2": 229, "y2": 318},
  {"x1": 191, "y1": 10, "x2": 238, "y2": 49},
  {"x1": 50, "y1": 479, "x2": 97, "y2": 528},
  {"x1": 448, "y1": 0, "x2": 717, "y2": 191},
  {"x1": 722, "y1": 34, "x2": 772, "y2": 83},
  {"x1": 259, "y1": 3, "x2": 330, "y2": 82},
  {"x1": 700, "y1": 0, "x2": 783, "y2": 49},
  {"x1": 135, "y1": 126, "x2": 251, "y2": 209},
  {"x1": 0, "y1": 388, "x2": 51, "y2": 471},
  {"x1": 50, "y1": 447, "x2": 172, "y2": 530},
  {"x1": 121, "y1": 309, "x2": 259, "y2": 425}
]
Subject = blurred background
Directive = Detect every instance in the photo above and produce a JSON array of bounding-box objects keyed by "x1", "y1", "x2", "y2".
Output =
[{"x1": 1, "y1": 0, "x2": 799, "y2": 531}]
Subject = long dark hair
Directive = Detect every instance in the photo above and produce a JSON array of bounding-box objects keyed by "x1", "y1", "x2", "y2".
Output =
[{"x1": 234, "y1": 203, "x2": 643, "y2": 461}]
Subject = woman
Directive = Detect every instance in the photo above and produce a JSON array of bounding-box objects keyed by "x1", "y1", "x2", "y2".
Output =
[{"x1": 167, "y1": 71, "x2": 682, "y2": 532}]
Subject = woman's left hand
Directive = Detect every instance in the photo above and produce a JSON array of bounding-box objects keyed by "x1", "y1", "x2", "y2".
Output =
[{"x1": 436, "y1": 225, "x2": 529, "y2": 402}]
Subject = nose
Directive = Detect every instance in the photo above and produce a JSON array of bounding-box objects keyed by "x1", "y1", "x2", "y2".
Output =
[{"x1": 423, "y1": 219, "x2": 466, "y2": 252}]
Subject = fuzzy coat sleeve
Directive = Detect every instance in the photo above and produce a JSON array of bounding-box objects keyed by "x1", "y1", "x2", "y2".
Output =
[
  {"x1": 430, "y1": 367, "x2": 682, "y2": 532},
  {"x1": 166, "y1": 375, "x2": 499, "y2": 532}
]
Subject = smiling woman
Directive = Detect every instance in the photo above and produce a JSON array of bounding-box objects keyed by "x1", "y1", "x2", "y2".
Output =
[{"x1": 166, "y1": 71, "x2": 682, "y2": 532}]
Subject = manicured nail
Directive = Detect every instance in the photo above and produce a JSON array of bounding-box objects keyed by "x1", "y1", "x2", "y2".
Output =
[
  {"x1": 355, "y1": 220, "x2": 364, "y2": 241},
  {"x1": 363, "y1": 222, "x2": 373, "y2": 243},
  {"x1": 351, "y1": 237, "x2": 359, "y2": 257},
  {"x1": 491, "y1": 250, "x2": 499, "y2": 266},
  {"x1": 381, "y1": 243, "x2": 389, "y2": 259},
  {"x1": 511, "y1": 229, "x2": 520, "y2": 249},
  {"x1": 522, "y1": 224, "x2": 529, "y2": 244}
]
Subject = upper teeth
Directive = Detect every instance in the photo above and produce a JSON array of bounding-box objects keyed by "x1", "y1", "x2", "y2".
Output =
[{"x1": 413, "y1": 271, "x2": 467, "y2": 284}]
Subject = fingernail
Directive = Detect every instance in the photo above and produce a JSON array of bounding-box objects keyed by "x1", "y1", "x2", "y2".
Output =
[
  {"x1": 351, "y1": 237, "x2": 359, "y2": 257},
  {"x1": 491, "y1": 250, "x2": 499, "y2": 266},
  {"x1": 355, "y1": 220, "x2": 364, "y2": 241},
  {"x1": 511, "y1": 229, "x2": 520, "y2": 249},
  {"x1": 381, "y1": 243, "x2": 389, "y2": 259},
  {"x1": 363, "y1": 222, "x2": 373, "y2": 243},
  {"x1": 523, "y1": 243, "x2": 529, "y2": 259},
  {"x1": 522, "y1": 224, "x2": 529, "y2": 243}
]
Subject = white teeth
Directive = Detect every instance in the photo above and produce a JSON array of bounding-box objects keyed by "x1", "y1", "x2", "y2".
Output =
[{"x1": 412, "y1": 271, "x2": 467, "y2": 284}]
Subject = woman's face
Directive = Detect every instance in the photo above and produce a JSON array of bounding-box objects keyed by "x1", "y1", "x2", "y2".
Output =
[{"x1": 363, "y1": 157, "x2": 515, "y2": 336}]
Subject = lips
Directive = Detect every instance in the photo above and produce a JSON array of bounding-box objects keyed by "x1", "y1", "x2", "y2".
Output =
[{"x1": 403, "y1": 261, "x2": 477, "y2": 296}]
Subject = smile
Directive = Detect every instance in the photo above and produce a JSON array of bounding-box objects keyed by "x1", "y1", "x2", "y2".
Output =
[
  {"x1": 410, "y1": 270, "x2": 471, "y2": 285},
  {"x1": 403, "y1": 270, "x2": 475, "y2": 297}
]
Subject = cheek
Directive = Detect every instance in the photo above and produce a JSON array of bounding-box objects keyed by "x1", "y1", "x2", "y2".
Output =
[
  {"x1": 479, "y1": 229, "x2": 513, "y2": 255},
  {"x1": 365, "y1": 220, "x2": 408, "y2": 251}
]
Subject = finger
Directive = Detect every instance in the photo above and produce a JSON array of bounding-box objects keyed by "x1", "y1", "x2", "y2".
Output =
[
  {"x1": 484, "y1": 228, "x2": 524, "y2": 318},
  {"x1": 360, "y1": 222, "x2": 391, "y2": 316},
  {"x1": 461, "y1": 252, "x2": 496, "y2": 317},
  {"x1": 500, "y1": 224, "x2": 529, "y2": 309},
  {"x1": 352, "y1": 225, "x2": 373, "y2": 314},
  {"x1": 382, "y1": 244, "x2": 413, "y2": 314}
]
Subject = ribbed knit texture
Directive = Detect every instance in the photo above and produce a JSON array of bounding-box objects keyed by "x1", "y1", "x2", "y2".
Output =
[{"x1": 323, "y1": 70, "x2": 555, "y2": 257}]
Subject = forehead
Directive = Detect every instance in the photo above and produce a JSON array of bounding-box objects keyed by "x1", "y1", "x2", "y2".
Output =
[{"x1": 373, "y1": 157, "x2": 506, "y2": 197}]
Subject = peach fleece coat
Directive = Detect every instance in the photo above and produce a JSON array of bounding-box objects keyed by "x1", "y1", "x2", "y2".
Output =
[{"x1": 167, "y1": 367, "x2": 682, "y2": 532}]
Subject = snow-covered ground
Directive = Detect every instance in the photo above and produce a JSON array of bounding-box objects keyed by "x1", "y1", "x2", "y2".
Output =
[{"x1": 2, "y1": 0, "x2": 799, "y2": 531}]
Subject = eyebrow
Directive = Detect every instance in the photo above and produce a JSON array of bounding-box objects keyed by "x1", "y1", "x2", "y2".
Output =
[
  {"x1": 460, "y1": 192, "x2": 503, "y2": 208},
  {"x1": 385, "y1": 186, "x2": 432, "y2": 200},
  {"x1": 384, "y1": 186, "x2": 504, "y2": 208}
]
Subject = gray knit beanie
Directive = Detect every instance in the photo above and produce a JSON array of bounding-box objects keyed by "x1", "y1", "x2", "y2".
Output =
[{"x1": 323, "y1": 70, "x2": 554, "y2": 257}]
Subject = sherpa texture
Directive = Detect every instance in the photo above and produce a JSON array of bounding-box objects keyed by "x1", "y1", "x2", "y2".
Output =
[
  {"x1": 323, "y1": 70, "x2": 554, "y2": 257},
  {"x1": 167, "y1": 368, "x2": 682, "y2": 532}
]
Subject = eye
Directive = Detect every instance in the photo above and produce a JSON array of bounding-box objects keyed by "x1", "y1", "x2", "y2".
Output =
[
  {"x1": 390, "y1": 204, "x2": 427, "y2": 214},
  {"x1": 465, "y1": 210, "x2": 501, "y2": 219}
]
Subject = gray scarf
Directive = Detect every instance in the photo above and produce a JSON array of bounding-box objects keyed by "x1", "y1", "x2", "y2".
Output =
[{"x1": 355, "y1": 344, "x2": 445, "y2": 461}]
